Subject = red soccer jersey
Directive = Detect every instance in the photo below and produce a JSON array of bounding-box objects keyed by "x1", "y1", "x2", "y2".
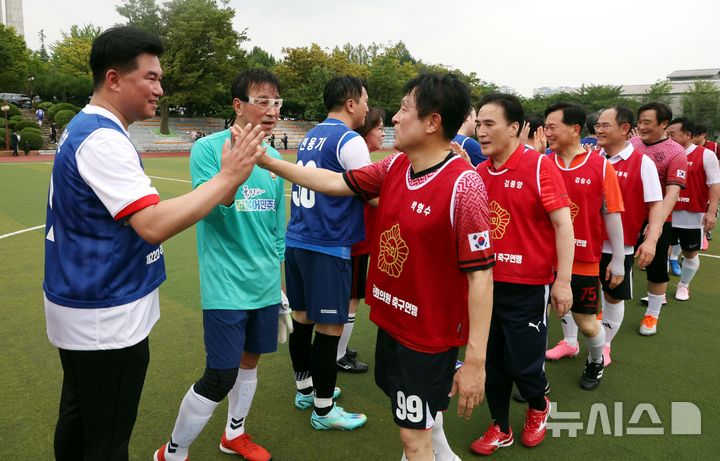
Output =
[
  {"x1": 551, "y1": 151, "x2": 624, "y2": 271},
  {"x1": 704, "y1": 140, "x2": 719, "y2": 160},
  {"x1": 345, "y1": 153, "x2": 494, "y2": 353},
  {"x1": 630, "y1": 136, "x2": 687, "y2": 191},
  {"x1": 351, "y1": 205, "x2": 378, "y2": 256},
  {"x1": 676, "y1": 145, "x2": 709, "y2": 213},
  {"x1": 603, "y1": 147, "x2": 651, "y2": 246},
  {"x1": 477, "y1": 144, "x2": 570, "y2": 285}
]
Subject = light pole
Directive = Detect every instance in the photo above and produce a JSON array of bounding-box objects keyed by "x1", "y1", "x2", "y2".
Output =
[{"x1": 1, "y1": 105, "x2": 10, "y2": 151}]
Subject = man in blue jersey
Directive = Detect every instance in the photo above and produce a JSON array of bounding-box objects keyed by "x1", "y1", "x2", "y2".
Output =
[
  {"x1": 43, "y1": 26, "x2": 264, "y2": 461},
  {"x1": 285, "y1": 75, "x2": 371, "y2": 430},
  {"x1": 154, "y1": 69, "x2": 286, "y2": 461},
  {"x1": 452, "y1": 107, "x2": 485, "y2": 165}
]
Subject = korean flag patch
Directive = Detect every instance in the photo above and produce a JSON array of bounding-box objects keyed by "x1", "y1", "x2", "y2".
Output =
[{"x1": 468, "y1": 231, "x2": 490, "y2": 252}]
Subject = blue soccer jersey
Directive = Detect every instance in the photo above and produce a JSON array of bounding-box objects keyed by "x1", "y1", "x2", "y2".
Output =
[
  {"x1": 285, "y1": 118, "x2": 370, "y2": 253},
  {"x1": 453, "y1": 134, "x2": 486, "y2": 166},
  {"x1": 43, "y1": 108, "x2": 166, "y2": 309}
]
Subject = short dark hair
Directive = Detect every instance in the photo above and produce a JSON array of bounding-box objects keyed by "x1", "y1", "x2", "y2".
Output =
[
  {"x1": 90, "y1": 26, "x2": 164, "y2": 89},
  {"x1": 402, "y1": 73, "x2": 471, "y2": 140},
  {"x1": 693, "y1": 122, "x2": 708, "y2": 136},
  {"x1": 357, "y1": 107, "x2": 385, "y2": 138},
  {"x1": 638, "y1": 102, "x2": 672, "y2": 125},
  {"x1": 231, "y1": 68, "x2": 280, "y2": 101},
  {"x1": 669, "y1": 117, "x2": 694, "y2": 134},
  {"x1": 478, "y1": 93, "x2": 525, "y2": 137},
  {"x1": 608, "y1": 106, "x2": 635, "y2": 127},
  {"x1": 586, "y1": 111, "x2": 601, "y2": 135},
  {"x1": 323, "y1": 76, "x2": 366, "y2": 112},
  {"x1": 525, "y1": 114, "x2": 544, "y2": 139},
  {"x1": 544, "y1": 102, "x2": 587, "y2": 128}
]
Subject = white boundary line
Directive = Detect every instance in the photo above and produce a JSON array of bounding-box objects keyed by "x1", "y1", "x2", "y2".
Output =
[
  {"x1": 147, "y1": 175, "x2": 191, "y2": 184},
  {"x1": 0, "y1": 225, "x2": 45, "y2": 240}
]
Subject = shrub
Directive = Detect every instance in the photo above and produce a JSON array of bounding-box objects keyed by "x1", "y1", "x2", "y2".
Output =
[
  {"x1": 37, "y1": 102, "x2": 54, "y2": 112},
  {"x1": 54, "y1": 110, "x2": 77, "y2": 128},
  {"x1": 21, "y1": 127, "x2": 42, "y2": 136},
  {"x1": 3, "y1": 103, "x2": 22, "y2": 117},
  {"x1": 9, "y1": 115, "x2": 23, "y2": 122},
  {"x1": 48, "y1": 103, "x2": 79, "y2": 120},
  {"x1": 7, "y1": 119, "x2": 18, "y2": 130},
  {"x1": 0, "y1": 127, "x2": 5, "y2": 142},
  {"x1": 15, "y1": 120, "x2": 40, "y2": 131},
  {"x1": 19, "y1": 130, "x2": 43, "y2": 151}
]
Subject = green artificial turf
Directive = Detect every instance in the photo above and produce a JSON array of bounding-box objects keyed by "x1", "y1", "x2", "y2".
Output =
[{"x1": 0, "y1": 155, "x2": 716, "y2": 460}]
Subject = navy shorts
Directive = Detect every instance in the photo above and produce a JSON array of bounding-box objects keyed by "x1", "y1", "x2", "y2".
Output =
[
  {"x1": 672, "y1": 227, "x2": 703, "y2": 252},
  {"x1": 570, "y1": 274, "x2": 600, "y2": 314},
  {"x1": 351, "y1": 253, "x2": 370, "y2": 300},
  {"x1": 374, "y1": 328, "x2": 458, "y2": 429},
  {"x1": 203, "y1": 305, "x2": 279, "y2": 370},
  {"x1": 285, "y1": 247, "x2": 351, "y2": 324},
  {"x1": 600, "y1": 253, "x2": 634, "y2": 300}
]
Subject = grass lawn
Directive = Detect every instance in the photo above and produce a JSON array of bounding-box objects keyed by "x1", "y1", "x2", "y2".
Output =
[{"x1": 0, "y1": 154, "x2": 717, "y2": 460}]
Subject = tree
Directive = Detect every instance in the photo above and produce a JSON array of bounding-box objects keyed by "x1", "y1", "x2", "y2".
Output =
[
  {"x1": 116, "y1": 0, "x2": 162, "y2": 32},
  {"x1": 642, "y1": 80, "x2": 673, "y2": 106},
  {"x1": 0, "y1": 24, "x2": 31, "y2": 93},
  {"x1": 367, "y1": 53, "x2": 417, "y2": 120},
  {"x1": 245, "y1": 46, "x2": 276, "y2": 69},
  {"x1": 50, "y1": 25, "x2": 101, "y2": 78},
  {"x1": 682, "y1": 81, "x2": 720, "y2": 134}
]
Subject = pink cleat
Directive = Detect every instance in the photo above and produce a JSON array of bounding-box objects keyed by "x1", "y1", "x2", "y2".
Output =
[{"x1": 546, "y1": 340, "x2": 580, "y2": 360}]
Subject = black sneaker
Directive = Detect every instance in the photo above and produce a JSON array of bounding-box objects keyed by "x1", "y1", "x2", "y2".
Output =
[
  {"x1": 337, "y1": 354, "x2": 368, "y2": 373},
  {"x1": 346, "y1": 346, "x2": 358, "y2": 359},
  {"x1": 580, "y1": 359, "x2": 604, "y2": 390},
  {"x1": 512, "y1": 382, "x2": 550, "y2": 403}
]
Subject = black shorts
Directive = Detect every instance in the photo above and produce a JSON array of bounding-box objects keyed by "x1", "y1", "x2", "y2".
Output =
[
  {"x1": 672, "y1": 227, "x2": 703, "y2": 252},
  {"x1": 639, "y1": 221, "x2": 672, "y2": 284},
  {"x1": 374, "y1": 328, "x2": 458, "y2": 429},
  {"x1": 599, "y1": 253, "x2": 634, "y2": 300},
  {"x1": 570, "y1": 274, "x2": 600, "y2": 314},
  {"x1": 350, "y1": 253, "x2": 369, "y2": 299}
]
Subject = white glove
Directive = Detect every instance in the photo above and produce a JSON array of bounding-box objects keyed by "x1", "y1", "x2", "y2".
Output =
[{"x1": 278, "y1": 290, "x2": 294, "y2": 344}]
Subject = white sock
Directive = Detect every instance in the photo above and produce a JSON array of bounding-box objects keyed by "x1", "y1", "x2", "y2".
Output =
[
  {"x1": 166, "y1": 386, "x2": 219, "y2": 460},
  {"x1": 680, "y1": 255, "x2": 699, "y2": 286},
  {"x1": 402, "y1": 452, "x2": 437, "y2": 461},
  {"x1": 645, "y1": 293, "x2": 665, "y2": 318},
  {"x1": 560, "y1": 313, "x2": 578, "y2": 346},
  {"x1": 431, "y1": 412, "x2": 457, "y2": 460},
  {"x1": 336, "y1": 313, "x2": 356, "y2": 361},
  {"x1": 296, "y1": 376, "x2": 313, "y2": 392},
  {"x1": 602, "y1": 299, "x2": 624, "y2": 345},
  {"x1": 225, "y1": 367, "x2": 257, "y2": 439},
  {"x1": 670, "y1": 244, "x2": 681, "y2": 261},
  {"x1": 584, "y1": 325, "x2": 606, "y2": 364}
]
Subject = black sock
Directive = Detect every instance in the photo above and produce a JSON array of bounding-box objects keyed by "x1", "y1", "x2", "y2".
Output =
[
  {"x1": 311, "y1": 331, "x2": 340, "y2": 414},
  {"x1": 528, "y1": 395, "x2": 547, "y2": 412},
  {"x1": 289, "y1": 320, "x2": 314, "y2": 384}
]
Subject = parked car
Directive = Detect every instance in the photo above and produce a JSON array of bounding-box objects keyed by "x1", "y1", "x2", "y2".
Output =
[{"x1": 0, "y1": 93, "x2": 32, "y2": 108}]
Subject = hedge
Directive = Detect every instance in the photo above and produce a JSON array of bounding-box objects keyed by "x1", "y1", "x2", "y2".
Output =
[
  {"x1": 37, "y1": 102, "x2": 54, "y2": 112},
  {"x1": 14, "y1": 120, "x2": 40, "y2": 131},
  {"x1": 19, "y1": 130, "x2": 43, "y2": 151},
  {"x1": 54, "y1": 110, "x2": 77, "y2": 128},
  {"x1": 9, "y1": 115, "x2": 23, "y2": 122},
  {"x1": 48, "y1": 103, "x2": 80, "y2": 120},
  {"x1": 1, "y1": 103, "x2": 21, "y2": 118},
  {"x1": 21, "y1": 127, "x2": 42, "y2": 136}
]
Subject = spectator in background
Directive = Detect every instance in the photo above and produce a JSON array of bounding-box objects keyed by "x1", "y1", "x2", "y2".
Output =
[
  {"x1": 269, "y1": 133, "x2": 276, "y2": 148},
  {"x1": 10, "y1": 130, "x2": 19, "y2": 156},
  {"x1": 580, "y1": 110, "x2": 600, "y2": 150},
  {"x1": 50, "y1": 122, "x2": 58, "y2": 143},
  {"x1": 282, "y1": 132, "x2": 289, "y2": 150},
  {"x1": 453, "y1": 107, "x2": 486, "y2": 165},
  {"x1": 37, "y1": 107, "x2": 45, "y2": 128},
  {"x1": 693, "y1": 123, "x2": 719, "y2": 159}
]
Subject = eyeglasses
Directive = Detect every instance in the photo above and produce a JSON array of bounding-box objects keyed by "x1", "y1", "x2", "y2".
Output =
[
  {"x1": 594, "y1": 123, "x2": 617, "y2": 130},
  {"x1": 240, "y1": 96, "x2": 283, "y2": 110}
]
